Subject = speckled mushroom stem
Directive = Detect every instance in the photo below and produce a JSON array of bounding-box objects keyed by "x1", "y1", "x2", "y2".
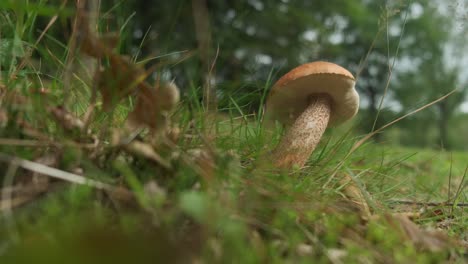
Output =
[{"x1": 270, "y1": 95, "x2": 331, "y2": 169}]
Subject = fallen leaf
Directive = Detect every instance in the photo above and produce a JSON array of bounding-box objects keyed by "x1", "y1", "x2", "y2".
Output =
[
  {"x1": 384, "y1": 213, "x2": 452, "y2": 252},
  {"x1": 338, "y1": 173, "x2": 372, "y2": 219},
  {"x1": 96, "y1": 54, "x2": 147, "y2": 111},
  {"x1": 166, "y1": 126, "x2": 180, "y2": 144},
  {"x1": 48, "y1": 105, "x2": 85, "y2": 132},
  {"x1": 105, "y1": 185, "x2": 137, "y2": 206},
  {"x1": 121, "y1": 140, "x2": 172, "y2": 169},
  {"x1": 127, "y1": 82, "x2": 180, "y2": 131},
  {"x1": 78, "y1": 22, "x2": 150, "y2": 112},
  {"x1": 75, "y1": 14, "x2": 125, "y2": 120},
  {"x1": 81, "y1": 32, "x2": 119, "y2": 58},
  {"x1": 187, "y1": 148, "x2": 215, "y2": 182}
]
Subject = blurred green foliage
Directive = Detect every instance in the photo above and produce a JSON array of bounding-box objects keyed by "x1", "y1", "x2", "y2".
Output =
[
  {"x1": 1, "y1": 0, "x2": 466, "y2": 150},
  {"x1": 105, "y1": 0, "x2": 466, "y2": 149}
]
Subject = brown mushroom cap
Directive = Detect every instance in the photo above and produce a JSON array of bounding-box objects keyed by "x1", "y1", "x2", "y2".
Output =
[{"x1": 265, "y1": 61, "x2": 359, "y2": 126}]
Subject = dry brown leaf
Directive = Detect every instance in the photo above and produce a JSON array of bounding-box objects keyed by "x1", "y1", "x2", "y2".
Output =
[
  {"x1": 48, "y1": 105, "x2": 85, "y2": 132},
  {"x1": 76, "y1": 6, "x2": 119, "y2": 59},
  {"x1": 338, "y1": 173, "x2": 372, "y2": 219},
  {"x1": 122, "y1": 140, "x2": 172, "y2": 169},
  {"x1": 384, "y1": 213, "x2": 452, "y2": 252},
  {"x1": 127, "y1": 82, "x2": 180, "y2": 131},
  {"x1": 97, "y1": 54, "x2": 147, "y2": 111},
  {"x1": 105, "y1": 185, "x2": 137, "y2": 206},
  {"x1": 77, "y1": 13, "x2": 180, "y2": 129},
  {"x1": 166, "y1": 126, "x2": 181, "y2": 144},
  {"x1": 81, "y1": 32, "x2": 119, "y2": 58},
  {"x1": 187, "y1": 148, "x2": 215, "y2": 182},
  {"x1": 78, "y1": 21, "x2": 149, "y2": 112}
]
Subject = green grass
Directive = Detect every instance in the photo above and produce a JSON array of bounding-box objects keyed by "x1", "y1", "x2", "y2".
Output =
[
  {"x1": 0, "y1": 2, "x2": 467, "y2": 263},
  {"x1": 0, "y1": 114, "x2": 466, "y2": 263}
]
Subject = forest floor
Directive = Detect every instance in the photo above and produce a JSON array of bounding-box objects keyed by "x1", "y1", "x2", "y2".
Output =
[{"x1": 0, "y1": 100, "x2": 466, "y2": 263}]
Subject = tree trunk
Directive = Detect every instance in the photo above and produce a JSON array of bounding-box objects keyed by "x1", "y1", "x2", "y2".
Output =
[
  {"x1": 192, "y1": 0, "x2": 216, "y2": 112},
  {"x1": 367, "y1": 87, "x2": 382, "y2": 142},
  {"x1": 437, "y1": 102, "x2": 450, "y2": 149}
]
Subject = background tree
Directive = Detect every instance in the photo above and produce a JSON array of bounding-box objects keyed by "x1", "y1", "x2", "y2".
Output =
[
  {"x1": 392, "y1": 1, "x2": 467, "y2": 149},
  {"x1": 394, "y1": 58, "x2": 466, "y2": 149},
  {"x1": 94, "y1": 0, "x2": 468, "y2": 149}
]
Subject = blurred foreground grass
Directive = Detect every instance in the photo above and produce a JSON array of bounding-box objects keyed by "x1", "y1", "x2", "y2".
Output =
[{"x1": 0, "y1": 129, "x2": 466, "y2": 263}]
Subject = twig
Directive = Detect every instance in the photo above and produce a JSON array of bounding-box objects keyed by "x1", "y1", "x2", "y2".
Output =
[
  {"x1": 0, "y1": 152, "x2": 136, "y2": 209},
  {"x1": 0, "y1": 138, "x2": 97, "y2": 149},
  {"x1": 0, "y1": 138, "x2": 54, "y2": 147},
  {"x1": 387, "y1": 200, "x2": 468, "y2": 207},
  {"x1": 0, "y1": 152, "x2": 113, "y2": 191}
]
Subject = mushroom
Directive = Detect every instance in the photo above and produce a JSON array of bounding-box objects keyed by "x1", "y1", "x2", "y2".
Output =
[{"x1": 265, "y1": 61, "x2": 359, "y2": 169}]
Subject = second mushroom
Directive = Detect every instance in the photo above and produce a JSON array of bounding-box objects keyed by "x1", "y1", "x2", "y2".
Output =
[{"x1": 265, "y1": 61, "x2": 359, "y2": 169}]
